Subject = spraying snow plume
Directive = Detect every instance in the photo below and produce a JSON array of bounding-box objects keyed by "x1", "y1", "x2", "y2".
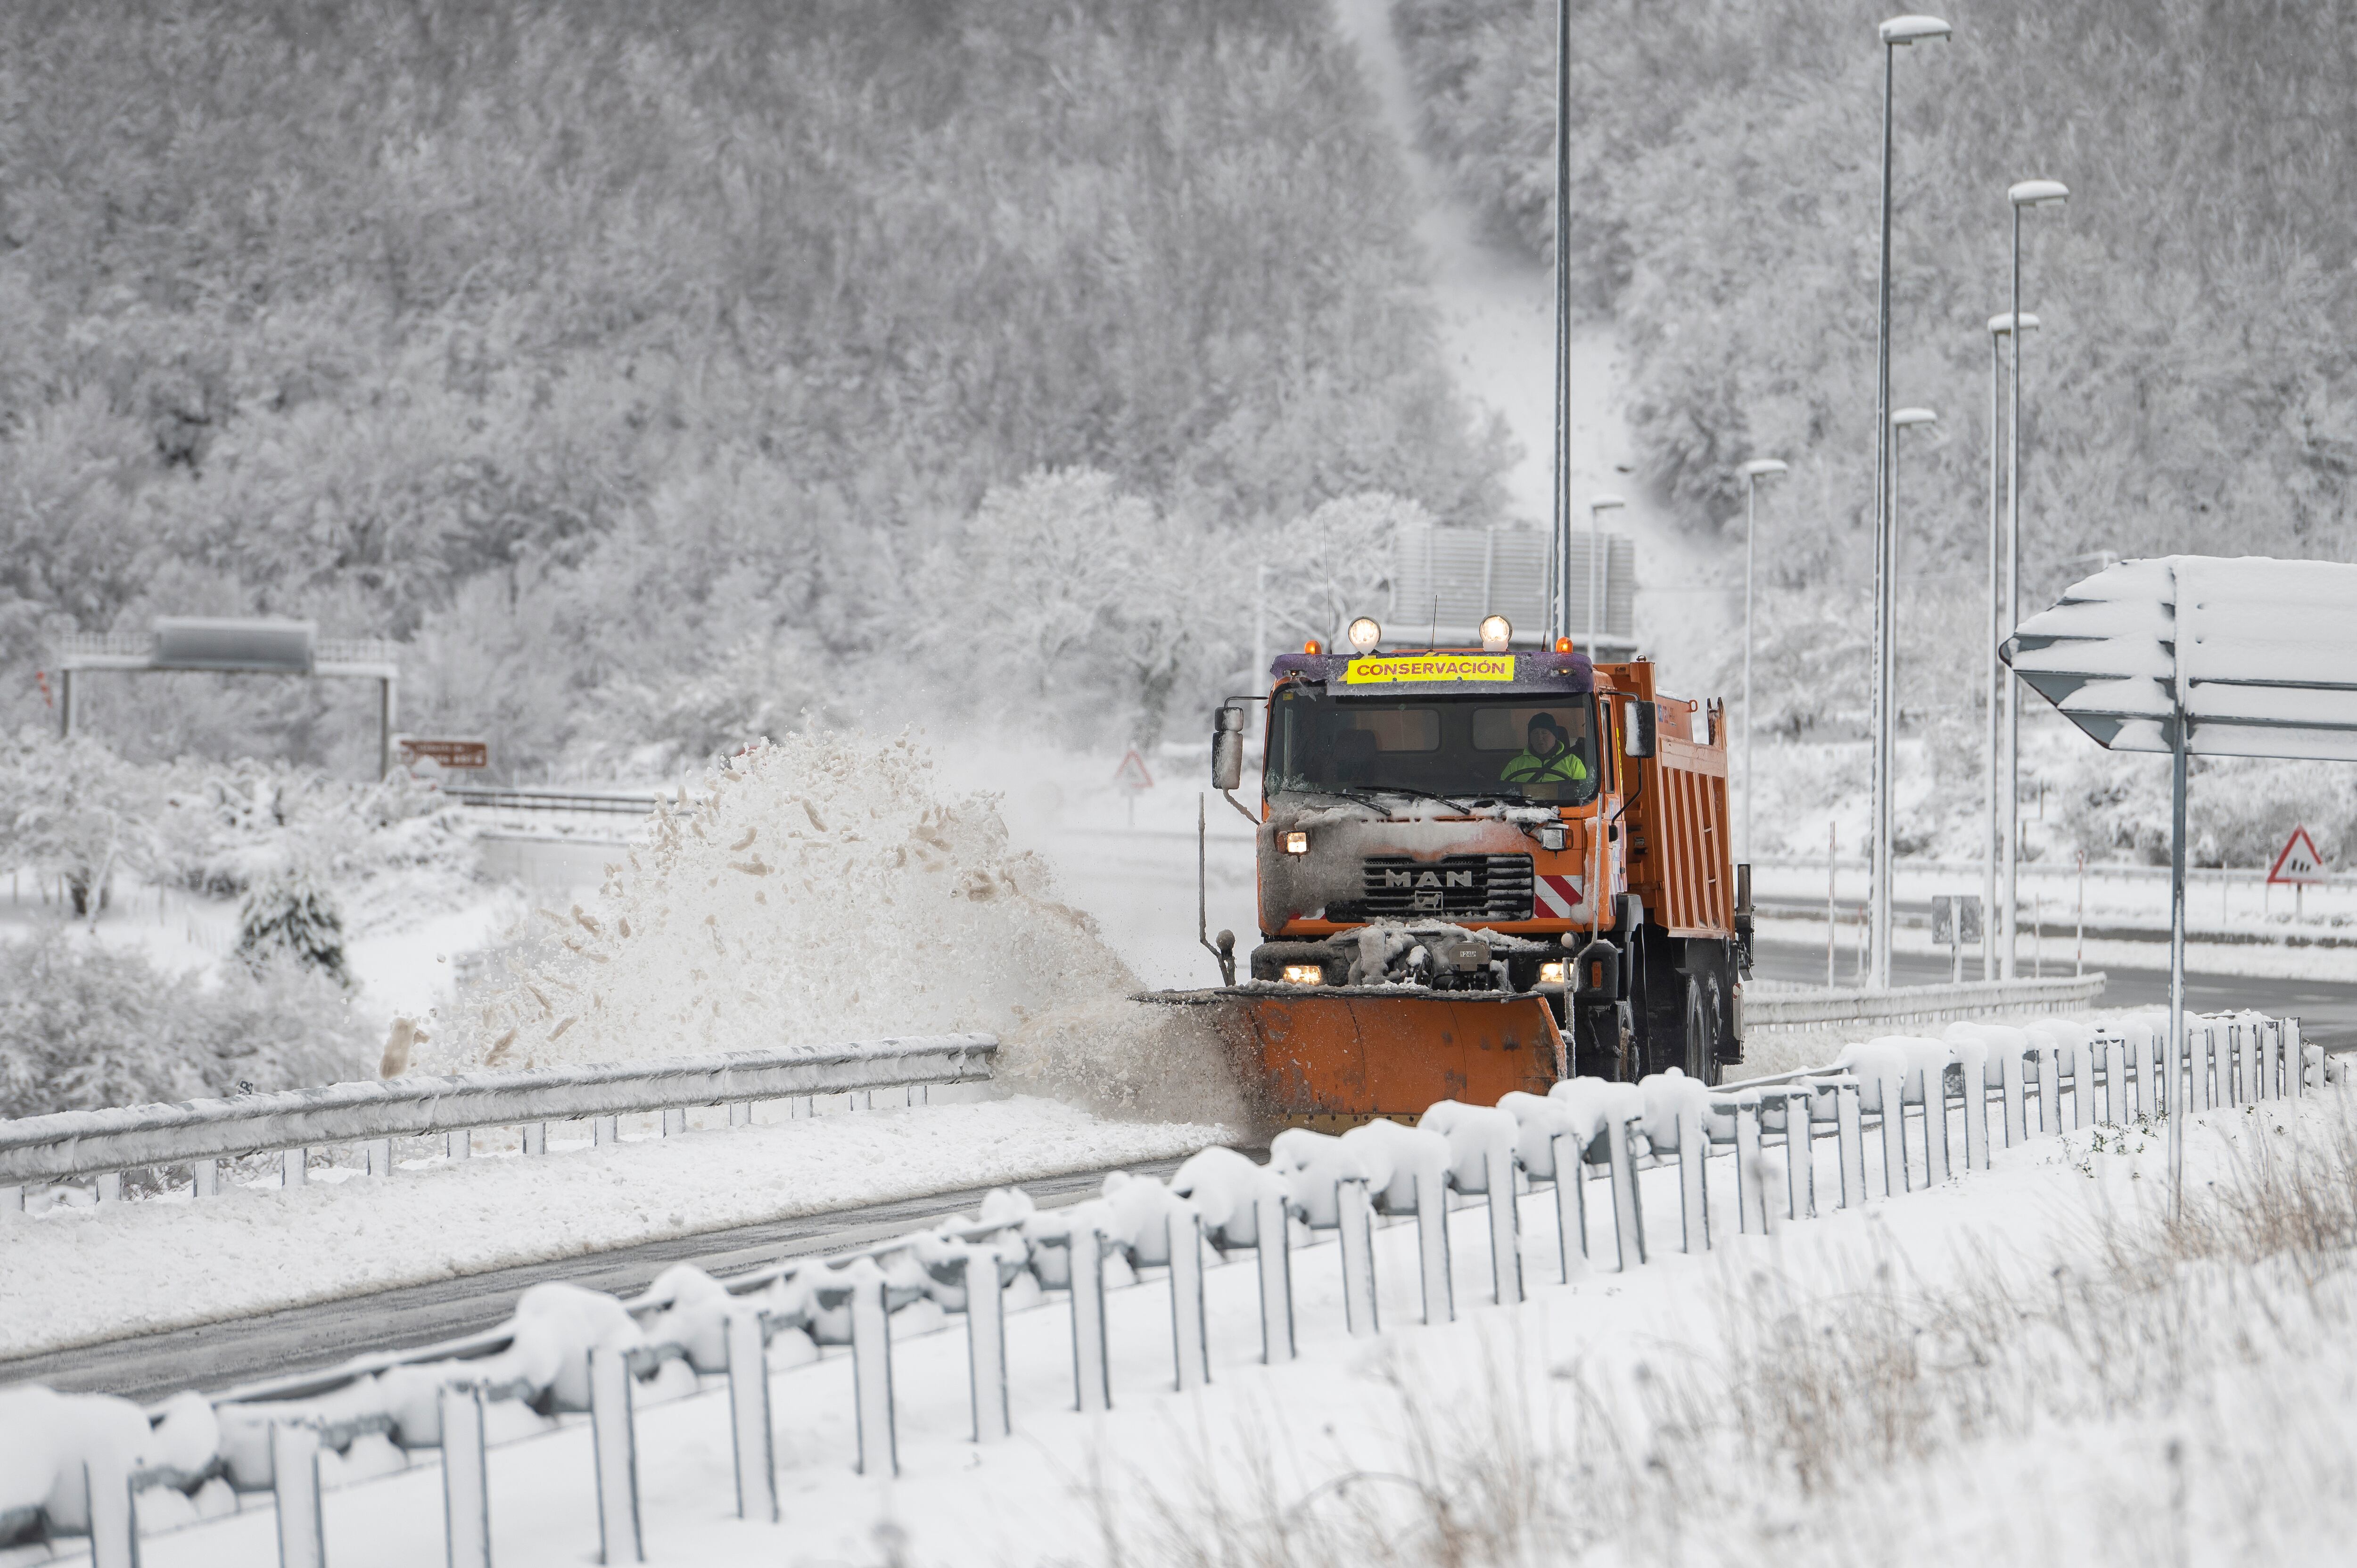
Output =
[{"x1": 435, "y1": 730, "x2": 1243, "y2": 1125}]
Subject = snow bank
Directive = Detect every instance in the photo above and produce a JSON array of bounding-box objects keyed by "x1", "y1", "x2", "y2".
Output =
[{"x1": 435, "y1": 730, "x2": 1241, "y2": 1125}]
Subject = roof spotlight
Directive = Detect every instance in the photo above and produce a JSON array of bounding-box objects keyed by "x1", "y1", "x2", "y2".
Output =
[
  {"x1": 1479, "y1": 614, "x2": 1512, "y2": 653},
  {"x1": 1346, "y1": 616, "x2": 1382, "y2": 653}
]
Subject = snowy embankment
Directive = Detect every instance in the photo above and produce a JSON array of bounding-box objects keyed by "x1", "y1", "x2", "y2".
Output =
[
  {"x1": 0, "y1": 1097, "x2": 1229, "y2": 1363},
  {"x1": 42, "y1": 1084, "x2": 2357, "y2": 1568}
]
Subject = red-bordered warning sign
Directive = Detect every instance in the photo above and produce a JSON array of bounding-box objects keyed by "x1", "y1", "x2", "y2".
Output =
[
  {"x1": 2268, "y1": 825, "x2": 2329, "y2": 886},
  {"x1": 1113, "y1": 748, "x2": 1155, "y2": 791}
]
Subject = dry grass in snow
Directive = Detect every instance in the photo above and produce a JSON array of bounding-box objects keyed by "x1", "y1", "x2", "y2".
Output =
[{"x1": 1118, "y1": 1100, "x2": 2357, "y2": 1568}]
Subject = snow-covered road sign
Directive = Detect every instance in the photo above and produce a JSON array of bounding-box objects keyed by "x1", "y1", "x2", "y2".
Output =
[
  {"x1": 2002, "y1": 556, "x2": 2357, "y2": 761},
  {"x1": 1113, "y1": 748, "x2": 1154, "y2": 791},
  {"x1": 2003, "y1": 554, "x2": 2357, "y2": 1218},
  {"x1": 2269, "y1": 825, "x2": 2328, "y2": 885}
]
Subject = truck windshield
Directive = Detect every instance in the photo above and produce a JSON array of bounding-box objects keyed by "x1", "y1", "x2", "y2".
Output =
[{"x1": 1265, "y1": 688, "x2": 1603, "y2": 806}]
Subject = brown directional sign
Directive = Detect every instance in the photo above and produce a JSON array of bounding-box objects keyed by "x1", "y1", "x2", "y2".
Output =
[{"x1": 397, "y1": 738, "x2": 489, "y2": 770}]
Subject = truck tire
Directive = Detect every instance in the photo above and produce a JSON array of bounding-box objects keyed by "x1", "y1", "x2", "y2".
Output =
[{"x1": 1682, "y1": 975, "x2": 1723, "y2": 1087}]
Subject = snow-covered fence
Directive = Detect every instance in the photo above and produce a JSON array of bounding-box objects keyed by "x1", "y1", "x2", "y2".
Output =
[
  {"x1": 0, "y1": 1035, "x2": 997, "y2": 1210},
  {"x1": 1743, "y1": 973, "x2": 2106, "y2": 1032},
  {"x1": 4, "y1": 1012, "x2": 2320, "y2": 1568}
]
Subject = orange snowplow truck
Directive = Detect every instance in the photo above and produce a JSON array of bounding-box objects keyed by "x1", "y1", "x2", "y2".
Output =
[{"x1": 1171, "y1": 631, "x2": 1753, "y2": 1128}]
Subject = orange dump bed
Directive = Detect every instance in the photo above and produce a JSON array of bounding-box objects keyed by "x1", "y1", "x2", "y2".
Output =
[{"x1": 1598, "y1": 662, "x2": 1735, "y2": 939}]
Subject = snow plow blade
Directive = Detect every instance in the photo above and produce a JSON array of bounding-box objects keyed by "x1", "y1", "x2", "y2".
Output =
[{"x1": 1142, "y1": 988, "x2": 1566, "y2": 1129}]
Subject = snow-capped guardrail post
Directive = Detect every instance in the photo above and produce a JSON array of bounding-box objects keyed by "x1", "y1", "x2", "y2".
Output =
[
  {"x1": 1335, "y1": 1176, "x2": 1378, "y2": 1335},
  {"x1": 1255, "y1": 1186, "x2": 1296, "y2": 1360},
  {"x1": 273, "y1": 1421, "x2": 327, "y2": 1568},
  {"x1": 1063, "y1": 1221, "x2": 1113, "y2": 1413},
  {"x1": 725, "y1": 1309, "x2": 778, "y2": 1523},
  {"x1": 955, "y1": 1246, "x2": 1012, "y2": 1441},
  {"x1": 2000, "y1": 1043, "x2": 2030, "y2": 1145},
  {"x1": 1420, "y1": 1103, "x2": 1523, "y2": 1307},
  {"x1": 839, "y1": 1263, "x2": 899, "y2": 1471},
  {"x1": 1723, "y1": 1091, "x2": 1767, "y2": 1234},
  {"x1": 589, "y1": 1345, "x2": 643, "y2": 1563},
  {"x1": 1830, "y1": 1078, "x2": 1865, "y2": 1207},
  {"x1": 441, "y1": 1385, "x2": 493, "y2": 1568},
  {"x1": 1674, "y1": 1101, "x2": 1710, "y2": 1253},
  {"x1": 1771, "y1": 1088, "x2": 1813, "y2": 1221},
  {"x1": 1953, "y1": 1037, "x2": 1992, "y2": 1172},
  {"x1": 1165, "y1": 1209, "x2": 1210, "y2": 1391},
  {"x1": 82, "y1": 1449, "x2": 136, "y2": 1568},
  {"x1": 1603, "y1": 1109, "x2": 1646, "y2": 1266}
]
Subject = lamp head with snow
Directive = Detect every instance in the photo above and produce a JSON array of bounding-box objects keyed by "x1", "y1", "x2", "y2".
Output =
[
  {"x1": 1879, "y1": 14, "x2": 1952, "y2": 44},
  {"x1": 1739, "y1": 459, "x2": 1788, "y2": 480},
  {"x1": 1479, "y1": 614, "x2": 1512, "y2": 653},
  {"x1": 2008, "y1": 178, "x2": 2069, "y2": 208},
  {"x1": 1589, "y1": 495, "x2": 1625, "y2": 515},
  {"x1": 1346, "y1": 617, "x2": 1382, "y2": 654},
  {"x1": 1987, "y1": 312, "x2": 2040, "y2": 337},
  {"x1": 2002, "y1": 556, "x2": 2357, "y2": 762},
  {"x1": 1891, "y1": 407, "x2": 1938, "y2": 429}
]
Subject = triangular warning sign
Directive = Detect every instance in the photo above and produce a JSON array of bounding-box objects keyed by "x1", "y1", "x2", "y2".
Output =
[
  {"x1": 1113, "y1": 748, "x2": 1155, "y2": 791},
  {"x1": 2268, "y1": 824, "x2": 2329, "y2": 886}
]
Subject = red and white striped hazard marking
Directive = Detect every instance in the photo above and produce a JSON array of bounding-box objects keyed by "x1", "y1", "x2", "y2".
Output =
[{"x1": 1535, "y1": 873, "x2": 1583, "y2": 918}]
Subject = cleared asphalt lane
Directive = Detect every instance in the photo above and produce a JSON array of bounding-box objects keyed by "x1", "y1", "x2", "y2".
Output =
[
  {"x1": 2, "y1": 1155, "x2": 1197, "y2": 1406},
  {"x1": 1752, "y1": 939, "x2": 2357, "y2": 1050}
]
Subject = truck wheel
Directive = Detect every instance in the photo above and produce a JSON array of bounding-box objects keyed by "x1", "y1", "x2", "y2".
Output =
[{"x1": 1682, "y1": 976, "x2": 1722, "y2": 1087}]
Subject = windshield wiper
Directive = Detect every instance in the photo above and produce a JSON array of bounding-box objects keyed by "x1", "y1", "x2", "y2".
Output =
[{"x1": 1344, "y1": 782, "x2": 1492, "y2": 814}]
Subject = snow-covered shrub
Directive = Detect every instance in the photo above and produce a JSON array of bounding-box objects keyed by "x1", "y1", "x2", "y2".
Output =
[
  {"x1": 0, "y1": 728, "x2": 165, "y2": 917},
  {"x1": 155, "y1": 760, "x2": 474, "y2": 897},
  {"x1": 438, "y1": 727, "x2": 1243, "y2": 1124},
  {"x1": 235, "y1": 862, "x2": 348, "y2": 982},
  {"x1": 0, "y1": 933, "x2": 373, "y2": 1121}
]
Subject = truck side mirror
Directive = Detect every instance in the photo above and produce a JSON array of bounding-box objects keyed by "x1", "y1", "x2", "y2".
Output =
[
  {"x1": 1211, "y1": 706, "x2": 1246, "y2": 791},
  {"x1": 1622, "y1": 699, "x2": 1656, "y2": 758}
]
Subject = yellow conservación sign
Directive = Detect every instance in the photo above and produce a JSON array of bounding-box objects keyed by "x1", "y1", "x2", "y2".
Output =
[{"x1": 1342, "y1": 653, "x2": 1516, "y2": 686}]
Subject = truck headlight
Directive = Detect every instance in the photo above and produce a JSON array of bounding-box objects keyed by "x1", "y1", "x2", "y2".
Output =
[
  {"x1": 1283, "y1": 830, "x2": 1310, "y2": 854},
  {"x1": 1539, "y1": 961, "x2": 1566, "y2": 985},
  {"x1": 1282, "y1": 964, "x2": 1326, "y2": 985},
  {"x1": 1480, "y1": 614, "x2": 1512, "y2": 652},
  {"x1": 1347, "y1": 616, "x2": 1382, "y2": 652}
]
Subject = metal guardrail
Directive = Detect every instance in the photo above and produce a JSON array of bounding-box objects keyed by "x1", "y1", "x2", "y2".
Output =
[
  {"x1": 6, "y1": 1011, "x2": 2315, "y2": 1568},
  {"x1": 1752, "y1": 852, "x2": 2357, "y2": 890},
  {"x1": 1744, "y1": 974, "x2": 2106, "y2": 1031},
  {"x1": 0, "y1": 1035, "x2": 997, "y2": 1196},
  {"x1": 446, "y1": 787, "x2": 664, "y2": 815}
]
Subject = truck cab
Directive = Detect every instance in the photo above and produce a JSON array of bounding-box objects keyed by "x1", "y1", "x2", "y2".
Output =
[{"x1": 1219, "y1": 638, "x2": 1750, "y2": 1084}]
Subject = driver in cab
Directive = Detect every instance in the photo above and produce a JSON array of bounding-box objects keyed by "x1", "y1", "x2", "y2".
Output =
[{"x1": 1501, "y1": 714, "x2": 1587, "y2": 787}]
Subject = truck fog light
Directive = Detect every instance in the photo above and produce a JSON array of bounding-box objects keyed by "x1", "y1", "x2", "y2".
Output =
[
  {"x1": 1347, "y1": 616, "x2": 1382, "y2": 652},
  {"x1": 1480, "y1": 614, "x2": 1512, "y2": 652},
  {"x1": 1282, "y1": 964, "x2": 1326, "y2": 985},
  {"x1": 1283, "y1": 830, "x2": 1310, "y2": 854},
  {"x1": 1539, "y1": 961, "x2": 1566, "y2": 985},
  {"x1": 1538, "y1": 824, "x2": 1566, "y2": 851}
]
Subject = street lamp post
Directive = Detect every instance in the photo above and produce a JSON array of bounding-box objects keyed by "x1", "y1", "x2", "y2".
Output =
[
  {"x1": 1875, "y1": 407, "x2": 1938, "y2": 989},
  {"x1": 1984, "y1": 311, "x2": 2036, "y2": 980},
  {"x1": 1868, "y1": 14, "x2": 1950, "y2": 990},
  {"x1": 1550, "y1": 0, "x2": 1574, "y2": 646},
  {"x1": 1587, "y1": 494, "x2": 1625, "y2": 655},
  {"x1": 1739, "y1": 459, "x2": 1788, "y2": 861},
  {"x1": 2000, "y1": 178, "x2": 2068, "y2": 978}
]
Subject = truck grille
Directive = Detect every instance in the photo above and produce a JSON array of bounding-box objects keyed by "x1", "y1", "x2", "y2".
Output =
[{"x1": 1341, "y1": 854, "x2": 1534, "y2": 922}]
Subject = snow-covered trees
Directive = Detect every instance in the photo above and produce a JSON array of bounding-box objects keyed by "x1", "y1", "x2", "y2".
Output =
[
  {"x1": 0, "y1": 730, "x2": 162, "y2": 918},
  {"x1": 0, "y1": 0, "x2": 1508, "y2": 777},
  {"x1": 0, "y1": 934, "x2": 372, "y2": 1121}
]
